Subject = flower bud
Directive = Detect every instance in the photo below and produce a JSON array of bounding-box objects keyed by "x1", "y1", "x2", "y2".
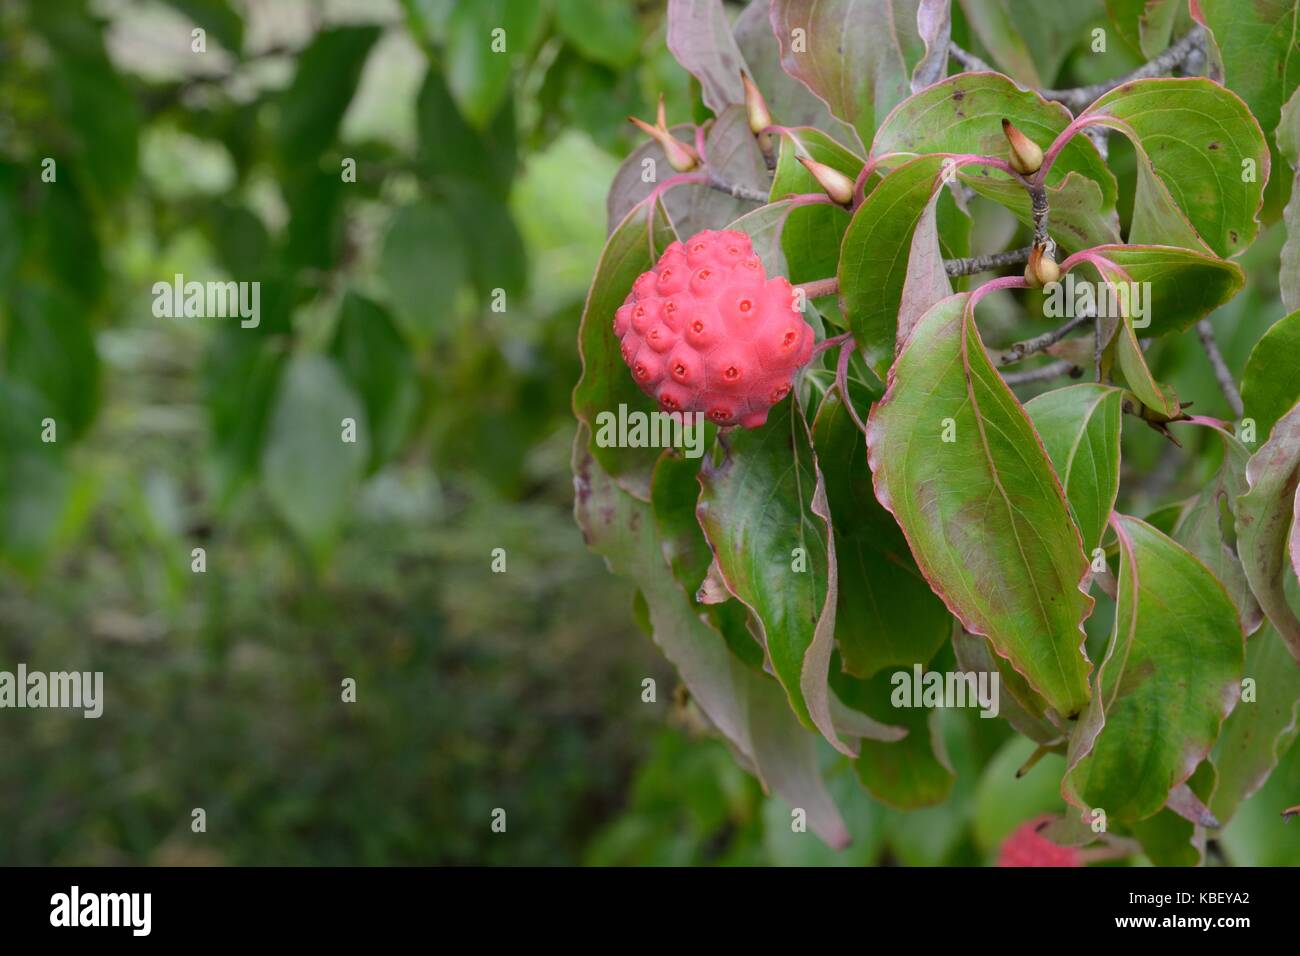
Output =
[
  {"x1": 741, "y1": 71, "x2": 772, "y2": 134},
  {"x1": 797, "y1": 156, "x2": 854, "y2": 205},
  {"x1": 1002, "y1": 118, "x2": 1044, "y2": 176},
  {"x1": 628, "y1": 114, "x2": 700, "y2": 172},
  {"x1": 1023, "y1": 244, "x2": 1061, "y2": 288}
]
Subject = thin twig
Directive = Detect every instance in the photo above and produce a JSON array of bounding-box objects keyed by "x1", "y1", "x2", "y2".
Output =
[
  {"x1": 947, "y1": 43, "x2": 994, "y2": 74},
  {"x1": 1002, "y1": 360, "x2": 1081, "y2": 386},
  {"x1": 1039, "y1": 28, "x2": 1206, "y2": 112},
  {"x1": 945, "y1": 246, "x2": 1032, "y2": 277},
  {"x1": 1196, "y1": 318, "x2": 1244, "y2": 418},
  {"x1": 706, "y1": 169, "x2": 769, "y2": 203},
  {"x1": 1029, "y1": 186, "x2": 1050, "y2": 248},
  {"x1": 995, "y1": 313, "x2": 1094, "y2": 366}
]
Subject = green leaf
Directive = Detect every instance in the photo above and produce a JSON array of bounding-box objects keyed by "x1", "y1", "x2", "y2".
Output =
[
  {"x1": 1242, "y1": 310, "x2": 1300, "y2": 443},
  {"x1": 573, "y1": 197, "x2": 678, "y2": 499},
  {"x1": 555, "y1": 0, "x2": 642, "y2": 69},
  {"x1": 873, "y1": 73, "x2": 1118, "y2": 210},
  {"x1": 838, "y1": 154, "x2": 954, "y2": 377},
  {"x1": 956, "y1": 0, "x2": 1043, "y2": 86},
  {"x1": 203, "y1": 330, "x2": 287, "y2": 507},
  {"x1": 870, "y1": 72, "x2": 1120, "y2": 245},
  {"x1": 1210, "y1": 624, "x2": 1300, "y2": 824},
  {"x1": 4, "y1": 285, "x2": 99, "y2": 441},
  {"x1": 31, "y1": 12, "x2": 139, "y2": 201},
  {"x1": 276, "y1": 26, "x2": 381, "y2": 167},
  {"x1": 1196, "y1": 0, "x2": 1300, "y2": 220},
  {"x1": 379, "y1": 202, "x2": 467, "y2": 346},
  {"x1": 769, "y1": 128, "x2": 862, "y2": 285},
  {"x1": 1079, "y1": 78, "x2": 1270, "y2": 257},
  {"x1": 952, "y1": 626, "x2": 1060, "y2": 743},
  {"x1": 330, "y1": 292, "x2": 419, "y2": 471},
  {"x1": 1025, "y1": 384, "x2": 1124, "y2": 556},
  {"x1": 161, "y1": 0, "x2": 244, "y2": 53},
  {"x1": 1069, "y1": 245, "x2": 1245, "y2": 338},
  {"x1": 1066, "y1": 514, "x2": 1244, "y2": 823},
  {"x1": 260, "y1": 355, "x2": 369, "y2": 565},
  {"x1": 417, "y1": 68, "x2": 516, "y2": 197},
  {"x1": 770, "y1": 0, "x2": 924, "y2": 147},
  {"x1": 1105, "y1": 0, "x2": 1183, "y2": 58},
  {"x1": 866, "y1": 293, "x2": 1094, "y2": 717},
  {"x1": 667, "y1": 0, "x2": 750, "y2": 115},
  {"x1": 444, "y1": 180, "x2": 528, "y2": 300},
  {"x1": 0, "y1": 377, "x2": 85, "y2": 576},
  {"x1": 649, "y1": 452, "x2": 765, "y2": 673},
  {"x1": 1237, "y1": 401, "x2": 1300, "y2": 663},
  {"x1": 697, "y1": 395, "x2": 853, "y2": 755},
  {"x1": 573, "y1": 430, "x2": 852, "y2": 848},
  {"x1": 1169, "y1": 418, "x2": 1262, "y2": 635},
  {"x1": 833, "y1": 663, "x2": 957, "y2": 810},
  {"x1": 445, "y1": 0, "x2": 544, "y2": 128},
  {"x1": 812, "y1": 385, "x2": 951, "y2": 678}
]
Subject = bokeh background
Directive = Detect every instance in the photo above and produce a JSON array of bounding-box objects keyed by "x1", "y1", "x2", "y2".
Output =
[{"x1": 1, "y1": 0, "x2": 1297, "y2": 866}]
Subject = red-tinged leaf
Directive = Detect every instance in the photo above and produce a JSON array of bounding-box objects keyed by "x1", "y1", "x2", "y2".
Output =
[
  {"x1": 1169, "y1": 417, "x2": 1262, "y2": 635},
  {"x1": 733, "y1": 0, "x2": 857, "y2": 143},
  {"x1": 770, "y1": 0, "x2": 924, "y2": 149},
  {"x1": 1078, "y1": 78, "x2": 1270, "y2": 258},
  {"x1": 1238, "y1": 400, "x2": 1300, "y2": 662},
  {"x1": 1210, "y1": 623, "x2": 1300, "y2": 825},
  {"x1": 697, "y1": 394, "x2": 854, "y2": 756},
  {"x1": 573, "y1": 198, "x2": 678, "y2": 499},
  {"x1": 838, "y1": 154, "x2": 954, "y2": 377},
  {"x1": 1241, "y1": 310, "x2": 1300, "y2": 443},
  {"x1": 573, "y1": 430, "x2": 852, "y2": 848},
  {"x1": 1025, "y1": 384, "x2": 1124, "y2": 558},
  {"x1": 607, "y1": 109, "x2": 767, "y2": 238},
  {"x1": 667, "y1": 0, "x2": 749, "y2": 115},
  {"x1": 1065, "y1": 245, "x2": 1245, "y2": 338},
  {"x1": 912, "y1": 0, "x2": 952, "y2": 93},
  {"x1": 952, "y1": 627, "x2": 1062, "y2": 745},
  {"x1": 831, "y1": 656, "x2": 957, "y2": 810},
  {"x1": 812, "y1": 382, "x2": 951, "y2": 678},
  {"x1": 866, "y1": 293, "x2": 1095, "y2": 717},
  {"x1": 1065, "y1": 514, "x2": 1244, "y2": 823},
  {"x1": 1280, "y1": 89, "x2": 1300, "y2": 307},
  {"x1": 1195, "y1": 0, "x2": 1300, "y2": 220}
]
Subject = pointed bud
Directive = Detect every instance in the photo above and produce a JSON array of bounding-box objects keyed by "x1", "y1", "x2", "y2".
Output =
[
  {"x1": 741, "y1": 71, "x2": 772, "y2": 134},
  {"x1": 797, "y1": 156, "x2": 854, "y2": 205},
  {"x1": 1023, "y1": 244, "x2": 1061, "y2": 288},
  {"x1": 628, "y1": 114, "x2": 700, "y2": 172},
  {"x1": 656, "y1": 93, "x2": 668, "y2": 133},
  {"x1": 1002, "y1": 118, "x2": 1044, "y2": 176}
]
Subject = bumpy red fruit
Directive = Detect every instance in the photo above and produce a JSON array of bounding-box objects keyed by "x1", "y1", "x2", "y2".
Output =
[
  {"x1": 615, "y1": 229, "x2": 814, "y2": 428},
  {"x1": 996, "y1": 816, "x2": 1083, "y2": 867}
]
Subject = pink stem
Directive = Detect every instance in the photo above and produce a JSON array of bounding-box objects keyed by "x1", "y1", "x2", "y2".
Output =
[
  {"x1": 1034, "y1": 115, "x2": 1110, "y2": 186},
  {"x1": 797, "y1": 277, "x2": 839, "y2": 299},
  {"x1": 812, "y1": 331, "x2": 853, "y2": 357},
  {"x1": 968, "y1": 274, "x2": 1030, "y2": 312}
]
